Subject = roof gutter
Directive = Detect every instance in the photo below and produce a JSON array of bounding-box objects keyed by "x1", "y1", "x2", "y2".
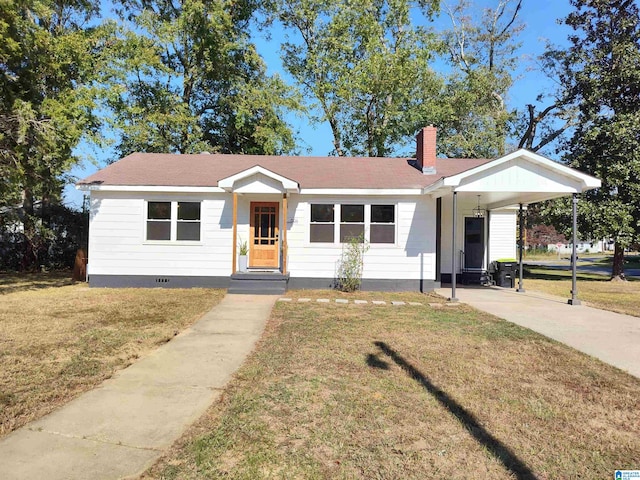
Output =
[
  {"x1": 75, "y1": 184, "x2": 226, "y2": 193},
  {"x1": 422, "y1": 177, "x2": 449, "y2": 195}
]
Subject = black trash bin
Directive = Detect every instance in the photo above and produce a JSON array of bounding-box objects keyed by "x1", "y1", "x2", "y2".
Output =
[
  {"x1": 494, "y1": 260, "x2": 516, "y2": 288},
  {"x1": 496, "y1": 269, "x2": 514, "y2": 288}
]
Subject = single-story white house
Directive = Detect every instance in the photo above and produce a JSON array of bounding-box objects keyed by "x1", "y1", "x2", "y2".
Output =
[{"x1": 77, "y1": 127, "x2": 601, "y2": 294}]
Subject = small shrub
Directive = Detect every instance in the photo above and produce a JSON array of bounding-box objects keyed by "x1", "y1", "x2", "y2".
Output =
[{"x1": 335, "y1": 235, "x2": 369, "y2": 292}]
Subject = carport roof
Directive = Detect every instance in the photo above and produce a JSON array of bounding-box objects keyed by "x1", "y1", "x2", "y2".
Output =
[{"x1": 423, "y1": 149, "x2": 601, "y2": 208}]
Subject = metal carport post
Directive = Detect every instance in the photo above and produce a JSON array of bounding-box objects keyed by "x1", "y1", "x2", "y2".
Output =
[
  {"x1": 568, "y1": 193, "x2": 581, "y2": 305},
  {"x1": 449, "y1": 191, "x2": 458, "y2": 302},
  {"x1": 517, "y1": 203, "x2": 525, "y2": 292}
]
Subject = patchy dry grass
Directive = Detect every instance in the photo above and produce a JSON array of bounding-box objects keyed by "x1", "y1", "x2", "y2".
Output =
[
  {"x1": 281, "y1": 289, "x2": 448, "y2": 303},
  {"x1": 0, "y1": 271, "x2": 75, "y2": 294},
  {"x1": 525, "y1": 268, "x2": 640, "y2": 317},
  {"x1": 0, "y1": 273, "x2": 224, "y2": 436},
  {"x1": 145, "y1": 290, "x2": 640, "y2": 480}
]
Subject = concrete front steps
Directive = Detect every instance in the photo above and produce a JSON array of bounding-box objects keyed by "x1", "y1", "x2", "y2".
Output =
[{"x1": 228, "y1": 272, "x2": 289, "y2": 295}]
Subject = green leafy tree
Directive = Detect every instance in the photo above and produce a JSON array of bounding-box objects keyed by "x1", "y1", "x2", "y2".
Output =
[
  {"x1": 553, "y1": 0, "x2": 640, "y2": 280},
  {"x1": 0, "y1": 0, "x2": 109, "y2": 268},
  {"x1": 108, "y1": 0, "x2": 300, "y2": 157},
  {"x1": 270, "y1": 0, "x2": 444, "y2": 157},
  {"x1": 515, "y1": 31, "x2": 584, "y2": 155},
  {"x1": 441, "y1": 0, "x2": 523, "y2": 158}
]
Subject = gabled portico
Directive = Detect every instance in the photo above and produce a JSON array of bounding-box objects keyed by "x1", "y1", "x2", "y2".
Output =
[
  {"x1": 428, "y1": 149, "x2": 601, "y2": 303},
  {"x1": 218, "y1": 166, "x2": 300, "y2": 293}
]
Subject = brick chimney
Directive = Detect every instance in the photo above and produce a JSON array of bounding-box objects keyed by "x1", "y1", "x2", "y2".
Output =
[{"x1": 416, "y1": 125, "x2": 437, "y2": 174}]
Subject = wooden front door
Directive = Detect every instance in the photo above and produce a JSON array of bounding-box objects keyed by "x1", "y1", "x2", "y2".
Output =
[{"x1": 250, "y1": 202, "x2": 279, "y2": 268}]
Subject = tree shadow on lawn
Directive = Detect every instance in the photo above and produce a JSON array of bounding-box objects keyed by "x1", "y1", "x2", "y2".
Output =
[
  {"x1": 0, "y1": 272, "x2": 75, "y2": 295},
  {"x1": 590, "y1": 255, "x2": 640, "y2": 268},
  {"x1": 523, "y1": 268, "x2": 611, "y2": 282},
  {"x1": 368, "y1": 341, "x2": 538, "y2": 480}
]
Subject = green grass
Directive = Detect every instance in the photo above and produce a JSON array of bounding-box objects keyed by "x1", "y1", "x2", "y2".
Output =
[
  {"x1": 144, "y1": 290, "x2": 640, "y2": 479},
  {"x1": 587, "y1": 254, "x2": 640, "y2": 269},
  {"x1": 0, "y1": 273, "x2": 224, "y2": 437},
  {"x1": 524, "y1": 267, "x2": 640, "y2": 317},
  {"x1": 526, "y1": 252, "x2": 640, "y2": 270}
]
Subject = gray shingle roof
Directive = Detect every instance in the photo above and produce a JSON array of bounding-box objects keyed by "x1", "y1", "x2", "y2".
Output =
[{"x1": 78, "y1": 153, "x2": 492, "y2": 189}]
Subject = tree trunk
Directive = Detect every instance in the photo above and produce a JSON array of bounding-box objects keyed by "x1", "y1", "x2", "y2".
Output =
[
  {"x1": 611, "y1": 242, "x2": 626, "y2": 281},
  {"x1": 21, "y1": 188, "x2": 37, "y2": 271}
]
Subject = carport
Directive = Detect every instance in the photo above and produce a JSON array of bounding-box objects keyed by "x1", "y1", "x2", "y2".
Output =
[{"x1": 426, "y1": 149, "x2": 601, "y2": 304}]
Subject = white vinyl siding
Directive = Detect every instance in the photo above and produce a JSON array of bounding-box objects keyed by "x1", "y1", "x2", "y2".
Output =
[
  {"x1": 286, "y1": 195, "x2": 436, "y2": 281},
  {"x1": 88, "y1": 192, "x2": 232, "y2": 277},
  {"x1": 488, "y1": 210, "x2": 517, "y2": 262},
  {"x1": 88, "y1": 191, "x2": 437, "y2": 282}
]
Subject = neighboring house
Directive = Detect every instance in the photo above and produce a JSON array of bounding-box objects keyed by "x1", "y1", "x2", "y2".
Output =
[
  {"x1": 77, "y1": 127, "x2": 601, "y2": 293},
  {"x1": 547, "y1": 240, "x2": 607, "y2": 254}
]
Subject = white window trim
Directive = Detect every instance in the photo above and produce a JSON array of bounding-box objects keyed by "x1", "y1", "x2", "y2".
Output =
[
  {"x1": 307, "y1": 202, "x2": 398, "y2": 247},
  {"x1": 143, "y1": 200, "x2": 203, "y2": 245},
  {"x1": 339, "y1": 203, "x2": 365, "y2": 243},
  {"x1": 309, "y1": 203, "x2": 336, "y2": 244},
  {"x1": 370, "y1": 203, "x2": 397, "y2": 246}
]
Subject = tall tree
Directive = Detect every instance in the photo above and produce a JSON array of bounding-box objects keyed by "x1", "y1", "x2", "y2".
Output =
[
  {"x1": 441, "y1": 0, "x2": 523, "y2": 158},
  {"x1": 515, "y1": 37, "x2": 581, "y2": 154},
  {"x1": 555, "y1": 0, "x2": 640, "y2": 280},
  {"x1": 0, "y1": 0, "x2": 108, "y2": 267},
  {"x1": 108, "y1": 0, "x2": 300, "y2": 157},
  {"x1": 270, "y1": 0, "x2": 444, "y2": 157}
]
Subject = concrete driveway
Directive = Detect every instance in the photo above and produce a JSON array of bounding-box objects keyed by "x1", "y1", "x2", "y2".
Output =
[
  {"x1": 436, "y1": 286, "x2": 640, "y2": 379},
  {"x1": 0, "y1": 294, "x2": 277, "y2": 480}
]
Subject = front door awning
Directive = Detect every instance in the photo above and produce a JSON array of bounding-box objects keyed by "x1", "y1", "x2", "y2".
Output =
[{"x1": 218, "y1": 165, "x2": 300, "y2": 194}]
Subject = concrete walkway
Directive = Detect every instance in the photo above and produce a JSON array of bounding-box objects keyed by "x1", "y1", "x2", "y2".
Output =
[
  {"x1": 0, "y1": 294, "x2": 276, "y2": 480},
  {"x1": 436, "y1": 286, "x2": 640, "y2": 379}
]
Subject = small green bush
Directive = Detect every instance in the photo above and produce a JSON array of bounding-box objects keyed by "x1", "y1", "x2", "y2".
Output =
[{"x1": 335, "y1": 235, "x2": 369, "y2": 292}]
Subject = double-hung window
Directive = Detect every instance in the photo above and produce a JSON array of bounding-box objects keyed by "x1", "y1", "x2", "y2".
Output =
[
  {"x1": 147, "y1": 202, "x2": 172, "y2": 241},
  {"x1": 340, "y1": 204, "x2": 365, "y2": 242},
  {"x1": 177, "y1": 202, "x2": 201, "y2": 241},
  {"x1": 370, "y1": 205, "x2": 395, "y2": 244},
  {"x1": 146, "y1": 201, "x2": 201, "y2": 242},
  {"x1": 310, "y1": 204, "x2": 335, "y2": 243},
  {"x1": 309, "y1": 203, "x2": 396, "y2": 244}
]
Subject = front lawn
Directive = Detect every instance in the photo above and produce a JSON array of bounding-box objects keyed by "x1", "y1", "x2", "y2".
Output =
[
  {"x1": 0, "y1": 273, "x2": 224, "y2": 437},
  {"x1": 524, "y1": 267, "x2": 640, "y2": 317},
  {"x1": 588, "y1": 253, "x2": 640, "y2": 270},
  {"x1": 145, "y1": 290, "x2": 640, "y2": 479}
]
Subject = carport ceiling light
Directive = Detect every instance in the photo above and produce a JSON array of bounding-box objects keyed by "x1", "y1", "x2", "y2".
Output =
[{"x1": 473, "y1": 195, "x2": 484, "y2": 218}]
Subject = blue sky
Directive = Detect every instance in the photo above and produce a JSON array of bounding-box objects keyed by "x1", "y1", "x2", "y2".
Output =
[{"x1": 64, "y1": 0, "x2": 575, "y2": 208}]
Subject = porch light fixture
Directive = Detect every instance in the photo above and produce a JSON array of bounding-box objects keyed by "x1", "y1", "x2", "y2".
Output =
[{"x1": 472, "y1": 195, "x2": 485, "y2": 218}]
